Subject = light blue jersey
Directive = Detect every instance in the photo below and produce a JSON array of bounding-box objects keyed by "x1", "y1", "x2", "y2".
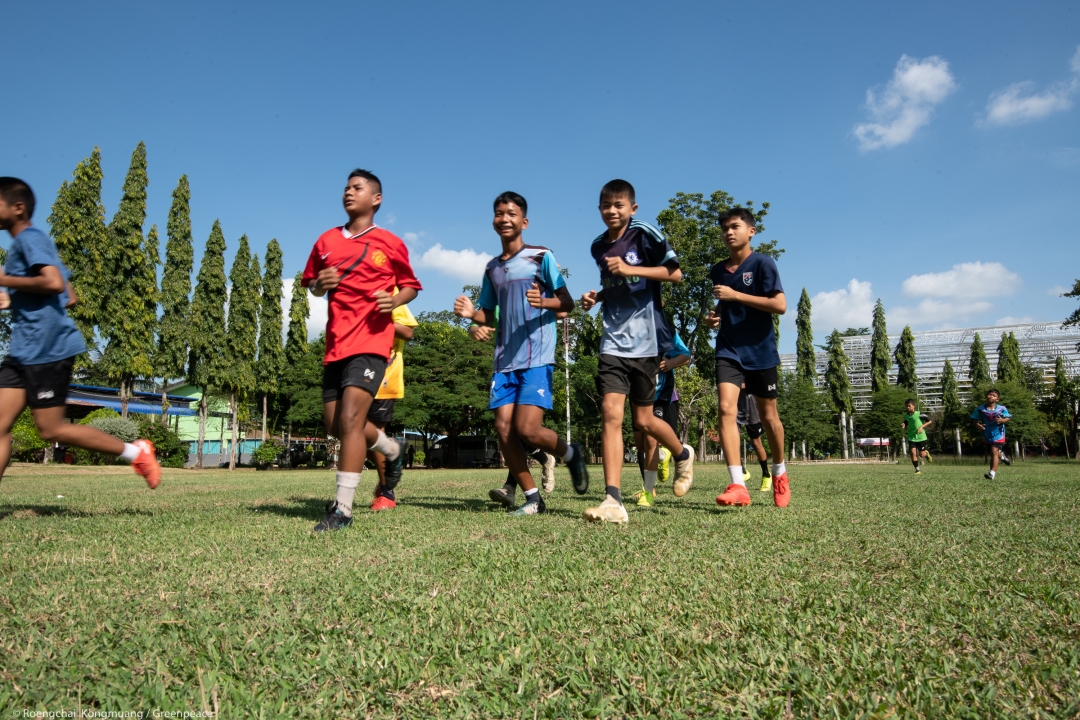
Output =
[
  {"x1": 478, "y1": 245, "x2": 565, "y2": 372},
  {"x1": 971, "y1": 403, "x2": 1011, "y2": 444},
  {"x1": 655, "y1": 332, "x2": 690, "y2": 402}
]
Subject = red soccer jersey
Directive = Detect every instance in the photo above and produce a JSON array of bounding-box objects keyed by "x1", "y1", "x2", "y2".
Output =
[{"x1": 302, "y1": 225, "x2": 422, "y2": 364}]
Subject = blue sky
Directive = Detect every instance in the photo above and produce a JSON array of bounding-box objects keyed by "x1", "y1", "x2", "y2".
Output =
[{"x1": 3, "y1": 0, "x2": 1079, "y2": 351}]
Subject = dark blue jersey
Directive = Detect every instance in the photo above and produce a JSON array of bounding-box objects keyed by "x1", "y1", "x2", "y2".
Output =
[{"x1": 709, "y1": 251, "x2": 783, "y2": 371}]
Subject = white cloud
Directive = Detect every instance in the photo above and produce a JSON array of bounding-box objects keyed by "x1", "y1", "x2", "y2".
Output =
[
  {"x1": 1048, "y1": 285, "x2": 1072, "y2": 296},
  {"x1": 854, "y1": 55, "x2": 957, "y2": 151},
  {"x1": 889, "y1": 298, "x2": 993, "y2": 328},
  {"x1": 982, "y1": 46, "x2": 1080, "y2": 126},
  {"x1": 810, "y1": 279, "x2": 875, "y2": 332},
  {"x1": 417, "y1": 243, "x2": 493, "y2": 283},
  {"x1": 901, "y1": 262, "x2": 1019, "y2": 299},
  {"x1": 995, "y1": 315, "x2": 1036, "y2": 326},
  {"x1": 281, "y1": 277, "x2": 328, "y2": 341}
]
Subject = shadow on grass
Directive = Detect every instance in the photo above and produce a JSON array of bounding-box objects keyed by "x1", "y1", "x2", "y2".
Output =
[
  {"x1": 0, "y1": 505, "x2": 155, "y2": 521},
  {"x1": 253, "y1": 497, "x2": 327, "y2": 520}
]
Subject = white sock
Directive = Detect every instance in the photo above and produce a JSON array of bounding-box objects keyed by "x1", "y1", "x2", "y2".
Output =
[
  {"x1": 370, "y1": 431, "x2": 399, "y2": 460},
  {"x1": 562, "y1": 445, "x2": 575, "y2": 463},
  {"x1": 643, "y1": 470, "x2": 658, "y2": 492},
  {"x1": 772, "y1": 461, "x2": 786, "y2": 477},
  {"x1": 335, "y1": 471, "x2": 361, "y2": 517},
  {"x1": 119, "y1": 443, "x2": 141, "y2": 463},
  {"x1": 988, "y1": 470, "x2": 996, "y2": 478},
  {"x1": 728, "y1": 465, "x2": 746, "y2": 487}
]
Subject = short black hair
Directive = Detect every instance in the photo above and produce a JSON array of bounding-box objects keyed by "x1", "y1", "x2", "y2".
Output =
[
  {"x1": 600, "y1": 179, "x2": 635, "y2": 205},
  {"x1": 493, "y1": 191, "x2": 527, "y2": 217},
  {"x1": 718, "y1": 206, "x2": 756, "y2": 229},
  {"x1": 0, "y1": 177, "x2": 35, "y2": 219},
  {"x1": 986, "y1": 387, "x2": 999, "y2": 397},
  {"x1": 347, "y1": 169, "x2": 382, "y2": 194},
  {"x1": 905, "y1": 398, "x2": 916, "y2": 405}
]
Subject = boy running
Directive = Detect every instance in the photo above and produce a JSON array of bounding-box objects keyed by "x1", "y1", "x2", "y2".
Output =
[
  {"x1": 901, "y1": 399, "x2": 933, "y2": 474},
  {"x1": 454, "y1": 191, "x2": 587, "y2": 516},
  {"x1": 0, "y1": 177, "x2": 160, "y2": 488},
  {"x1": 304, "y1": 169, "x2": 421, "y2": 532},
  {"x1": 707, "y1": 207, "x2": 790, "y2": 508},
  {"x1": 633, "y1": 330, "x2": 690, "y2": 507},
  {"x1": 579, "y1": 179, "x2": 695, "y2": 524},
  {"x1": 366, "y1": 293, "x2": 419, "y2": 511},
  {"x1": 971, "y1": 388, "x2": 1011, "y2": 480},
  {"x1": 737, "y1": 387, "x2": 773, "y2": 491}
]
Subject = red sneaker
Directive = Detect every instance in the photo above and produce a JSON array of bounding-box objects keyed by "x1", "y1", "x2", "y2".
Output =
[
  {"x1": 773, "y1": 472, "x2": 790, "y2": 508},
  {"x1": 716, "y1": 483, "x2": 751, "y2": 506},
  {"x1": 131, "y1": 439, "x2": 161, "y2": 489},
  {"x1": 370, "y1": 495, "x2": 397, "y2": 512}
]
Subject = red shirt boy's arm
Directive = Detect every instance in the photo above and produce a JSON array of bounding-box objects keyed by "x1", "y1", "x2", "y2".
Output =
[
  {"x1": 301, "y1": 242, "x2": 323, "y2": 289},
  {"x1": 391, "y1": 242, "x2": 422, "y2": 291}
]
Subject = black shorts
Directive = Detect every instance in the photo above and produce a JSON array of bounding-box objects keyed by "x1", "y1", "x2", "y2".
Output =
[
  {"x1": 652, "y1": 400, "x2": 679, "y2": 434},
  {"x1": 596, "y1": 354, "x2": 658, "y2": 406},
  {"x1": 910, "y1": 441, "x2": 927, "y2": 453},
  {"x1": 0, "y1": 356, "x2": 74, "y2": 409},
  {"x1": 746, "y1": 422, "x2": 764, "y2": 440},
  {"x1": 322, "y1": 354, "x2": 388, "y2": 402},
  {"x1": 367, "y1": 398, "x2": 396, "y2": 423},
  {"x1": 715, "y1": 357, "x2": 779, "y2": 399}
]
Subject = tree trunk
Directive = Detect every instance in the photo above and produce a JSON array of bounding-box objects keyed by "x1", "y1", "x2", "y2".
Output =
[
  {"x1": 120, "y1": 379, "x2": 129, "y2": 419},
  {"x1": 955, "y1": 427, "x2": 962, "y2": 457},
  {"x1": 261, "y1": 394, "x2": 268, "y2": 442},
  {"x1": 849, "y1": 415, "x2": 856, "y2": 459},
  {"x1": 285, "y1": 421, "x2": 292, "y2": 468},
  {"x1": 841, "y1": 411, "x2": 849, "y2": 460},
  {"x1": 161, "y1": 385, "x2": 169, "y2": 422},
  {"x1": 219, "y1": 412, "x2": 225, "y2": 468},
  {"x1": 229, "y1": 391, "x2": 238, "y2": 470},
  {"x1": 697, "y1": 415, "x2": 706, "y2": 460},
  {"x1": 196, "y1": 391, "x2": 207, "y2": 469}
]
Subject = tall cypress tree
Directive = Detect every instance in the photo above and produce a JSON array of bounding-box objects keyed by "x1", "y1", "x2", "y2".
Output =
[
  {"x1": 870, "y1": 299, "x2": 891, "y2": 391},
  {"x1": 969, "y1": 332, "x2": 991, "y2": 388},
  {"x1": 156, "y1": 176, "x2": 194, "y2": 416},
  {"x1": 894, "y1": 325, "x2": 918, "y2": 393},
  {"x1": 223, "y1": 237, "x2": 260, "y2": 470},
  {"x1": 100, "y1": 142, "x2": 156, "y2": 416},
  {"x1": 795, "y1": 288, "x2": 816, "y2": 382},
  {"x1": 283, "y1": 271, "x2": 311, "y2": 453},
  {"x1": 997, "y1": 331, "x2": 1023, "y2": 383},
  {"x1": 49, "y1": 147, "x2": 108, "y2": 363},
  {"x1": 256, "y1": 239, "x2": 285, "y2": 441},
  {"x1": 823, "y1": 329, "x2": 851, "y2": 414},
  {"x1": 941, "y1": 358, "x2": 963, "y2": 427},
  {"x1": 188, "y1": 221, "x2": 229, "y2": 469}
]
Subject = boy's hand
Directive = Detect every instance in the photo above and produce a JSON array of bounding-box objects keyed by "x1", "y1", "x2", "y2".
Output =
[
  {"x1": 605, "y1": 256, "x2": 631, "y2": 277},
  {"x1": 468, "y1": 324, "x2": 494, "y2": 342},
  {"x1": 373, "y1": 289, "x2": 394, "y2": 313},
  {"x1": 315, "y1": 267, "x2": 341, "y2": 294},
  {"x1": 975, "y1": 422, "x2": 985, "y2": 431},
  {"x1": 713, "y1": 284, "x2": 738, "y2": 301},
  {"x1": 995, "y1": 416, "x2": 1007, "y2": 424},
  {"x1": 526, "y1": 282, "x2": 544, "y2": 309},
  {"x1": 580, "y1": 290, "x2": 598, "y2": 311},
  {"x1": 0, "y1": 290, "x2": 9, "y2": 310},
  {"x1": 454, "y1": 295, "x2": 476, "y2": 319},
  {"x1": 704, "y1": 309, "x2": 720, "y2": 329},
  {"x1": 64, "y1": 281, "x2": 78, "y2": 309},
  {"x1": 659, "y1": 357, "x2": 671, "y2": 372}
]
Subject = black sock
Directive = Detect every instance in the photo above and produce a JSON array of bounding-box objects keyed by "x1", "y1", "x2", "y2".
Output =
[
  {"x1": 741, "y1": 465, "x2": 747, "y2": 475},
  {"x1": 533, "y1": 450, "x2": 549, "y2": 465},
  {"x1": 674, "y1": 446, "x2": 689, "y2": 462},
  {"x1": 504, "y1": 473, "x2": 516, "y2": 492},
  {"x1": 759, "y1": 460, "x2": 770, "y2": 477},
  {"x1": 378, "y1": 487, "x2": 396, "y2": 501},
  {"x1": 606, "y1": 485, "x2": 622, "y2": 504},
  {"x1": 524, "y1": 488, "x2": 539, "y2": 501},
  {"x1": 912, "y1": 460, "x2": 919, "y2": 469}
]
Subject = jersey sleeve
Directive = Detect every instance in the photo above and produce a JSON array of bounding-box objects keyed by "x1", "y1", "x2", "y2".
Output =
[
  {"x1": 757, "y1": 255, "x2": 783, "y2": 296},
  {"x1": 539, "y1": 252, "x2": 566, "y2": 293},
  {"x1": 641, "y1": 227, "x2": 679, "y2": 269},
  {"x1": 17, "y1": 230, "x2": 63, "y2": 272},
  {"x1": 669, "y1": 332, "x2": 690, "y2": 358},
  {"x1": 1000, "y1": 406, "x2": 1011, "y2": 419},
  {"x1": 301, "y1": 241, "x2": 323, "y2": 288},
  {"x1": 478, "y1": 271, "x2": 496, "y2": 312},
  {"x1": 391, "y1": 241, "x2": 422, "y2": 291},
  {"x1": 970, "y1": 407, "x2": 981, "y2": 420}
]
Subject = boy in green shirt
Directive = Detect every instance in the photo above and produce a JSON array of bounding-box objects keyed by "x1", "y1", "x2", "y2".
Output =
[{"x1": 901, "y1": 399, "x2": 933, "y2": 474}]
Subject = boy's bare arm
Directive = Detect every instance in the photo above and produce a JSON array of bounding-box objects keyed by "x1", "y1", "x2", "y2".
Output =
[
  {"x1": 527, "y1": 284, "x2": 575, "y2": 313},
  {"x1": 0, "y1": 264, "x2": 66, "y2": 294},
  {"x1": 393, "y1": 322, "x2": 414, "y2": 341},
  {"x1": 713, "y1": 286, "x2": 787, "y2": 315},
  {"x1": 605, "y1": 256, "x2": 682, "y2": 283},
  {"x1": 659, "y1": 354, "x2": 690, "y2": 372},
  {"x1": 453, "y1": 295, "x2": 493, "y2": 326}
]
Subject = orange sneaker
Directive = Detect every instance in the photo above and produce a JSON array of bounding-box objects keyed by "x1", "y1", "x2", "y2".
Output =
[
  {"x1": 716, "y1": 483, "x2": 752, "y2": 506},
  {"x1": 773, "y1": 472, "x2": 790, "y2": 508},
  {"x1": 131, "y1": 439, "x2": 160, "y2": 489},
  {"x1": 370, "y1": 495, "x2": 397, "y2": 511}
]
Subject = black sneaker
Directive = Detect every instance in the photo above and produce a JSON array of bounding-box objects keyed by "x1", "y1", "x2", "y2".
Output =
[
  {"x1": 567, "y1": 442, "x2": 589, "y2": 495},
  {"x1": 489, "y1": 487, "x2": 516, "y2": 508},
  {"x1": 383, "y1": 439, "x2": 407, "y2": 490},
  {"x1": 1000, "y1": 454, "x2": 1012, "y2": 466},
  {"x1": 313, "y1": 500, "x2": 352, "y2": 533},
  {"x1": 984, "y1": 472, "x2": 994, "y2": 480}
]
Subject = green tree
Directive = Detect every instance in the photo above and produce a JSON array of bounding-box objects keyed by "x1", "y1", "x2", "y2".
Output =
[
  {"x1": 940, "y1": 358, "x2": 964, "y2": 429},
  {"x1": 156, "y1": 176, "x2": 194, "y2": 417},
  {"x1": 776, "y1": 371, "x2": 837, "y2": 458},
  {"x1": 996, "y1": 331, "x2": 1023, "y2": 383},
  {"x1": 795, "y1": 288, "x2": 816, "y2": 382},
  {"x1": 222, "y1": 237, "x2": 260, "y2": 470},
  {"x1": 823, "y1": 330, "x2": 852, "y2": 414},
  {"x1": 839, "y1": 327, "x2": 870, "y2": 336},
  {"x1": 256, "y1": 239, "x2": 285, "y2": 441},
  {"x1": 49, "y1": 148, "x2": 108, "y2": 362},
  {"x1": 187, "y1": 221, "x2": 229, "y2": 469},
  {"x1": 858, "y1": 385, "x2": 909, "y2": 456},
  {"x1": 99, "y1": 143, "x2": 156, "y2": 417},
  {"x1": 969, "y1": 332, "x2": 991, "y2": 387},
  {"x1": 1045, "y1": 356, "x2": 1078, "y2": 456},
  {"x1": 870, "y1": 299, "x2": 891, "y2": 391},
  {"x1": 1063, "y1": 279, "x2": 1080, "y2": 351},
  {"x1": 279, "y1": 271, "x2": 312, "y2": 454},
  {"x1": 894, "y1": 325, "x2": 918, "y2": 393}
]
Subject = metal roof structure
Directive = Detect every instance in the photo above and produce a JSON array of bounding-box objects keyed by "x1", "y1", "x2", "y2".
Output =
[{"x1": 780, "y1": 322, "x2": 1080, "y2": 411}]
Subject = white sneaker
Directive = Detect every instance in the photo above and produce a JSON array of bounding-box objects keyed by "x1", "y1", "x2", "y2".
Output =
[
  {"x1": 583, "y1": 494, "x2": 628, "y2": 524},
  {"x1": 542, "y1": 452, "x2": 557, "y2": 493},
  {"x1": 672, "y1": 446, "x2": 695, "y2": 497}
]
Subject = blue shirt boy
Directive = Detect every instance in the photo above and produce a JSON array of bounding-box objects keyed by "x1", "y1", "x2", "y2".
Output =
[
  {"x1": 655, "y1": 332, "x2": 689, "y2": 404},
  {"x1": 709, "y1": 252, "x2": 783, "y2": 370},
  {"x1": 971, "y1": 403, "x2": 1011, "y2": 444}
]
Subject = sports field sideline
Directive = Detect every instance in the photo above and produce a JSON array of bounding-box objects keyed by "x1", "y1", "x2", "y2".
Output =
[{"x1": 1, "y1": 462, "x2": 1078, "y2": 717}]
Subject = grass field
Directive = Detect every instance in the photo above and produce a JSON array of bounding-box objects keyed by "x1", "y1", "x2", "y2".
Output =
[{"x1": 1, "y1": 460, "x2": 1078, "y2": 718}]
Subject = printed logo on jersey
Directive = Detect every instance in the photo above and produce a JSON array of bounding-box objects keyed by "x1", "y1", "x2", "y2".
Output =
[
  {"x1": 624, "y1": 250, "x2": 641, "y2": 265},
  {"x1": 537, "y1": 388, "x2": 545, "y2": 397},
  {"x1": 371, "y1": 250, "x2": 388, "y2": 267},
  {"x1": 742, "y1": 272, "x2": 754, "y2": 286},
  {"x1": 321, "y1": 252, "x2": 331, "y2": 260}
]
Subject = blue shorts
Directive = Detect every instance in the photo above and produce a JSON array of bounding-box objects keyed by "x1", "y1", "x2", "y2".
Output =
[{"x1": 489, "y1": 366, "x2": 554, "y2": 410}]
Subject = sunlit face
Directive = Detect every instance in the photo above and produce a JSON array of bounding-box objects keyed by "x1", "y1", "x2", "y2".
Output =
[
  {"x1": 492, "y1": 202, "x2": 528, "y2": 239},
  {"x1": 905, "y1": 402, "x2": 915, "y2": 413},
  {"x1": 599, "y1": 194, "x2": 637, "y2": 232},
  {"x1": 721, "y1": 217, "x2": 756, "y2": 254},
  {"x1": 986, "y1": 391, "x2": 999, "y2": 404},
  {"x1": 342, "y1": 177, "x2": 382, "y2": 217}
]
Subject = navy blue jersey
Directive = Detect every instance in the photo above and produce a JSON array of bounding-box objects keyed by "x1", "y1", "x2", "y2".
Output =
[{"x1": 709, "y1": 252, "x2": 783, "y2": 370}]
